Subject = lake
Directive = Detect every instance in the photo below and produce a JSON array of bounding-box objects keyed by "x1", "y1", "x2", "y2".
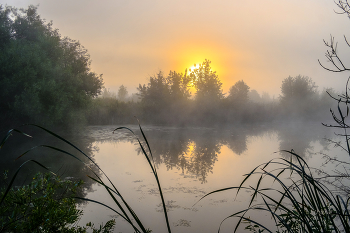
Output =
[
  {"x1": 71, "y1": 122, "x2": 345, "y2": 233},
  {"x1": 1, "y1": 121, "x2": 347, "y2": 232}
]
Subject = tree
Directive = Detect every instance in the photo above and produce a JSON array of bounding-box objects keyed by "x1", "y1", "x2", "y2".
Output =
[
  {"x1": 316, "y1": 0, "x2": 350, "y2": 194},
  {"x1": 117, "y1": 85, "x2": 128, "y2": 101},
  {"x1": 279, "y1": 75, "x2": 317, "y2": 104},
  {"x1": 137, "y1": 71, "x2": 171, "y2": 123},
  {"x1": 261, "y1": 91, "x2": 272, "y2": 103},
  {"x1": 167, "y1": 71, "x2": 191, "y2": 101},
  {"x1": 0, "y1": 5, "x2": 103, "y2": 129},
  {"x1": 248, "y1": 89, "x2": 261, "y2": 103},
  {"x1": 278, "y1": 75, "x2": 318, "y2": 118},
  {"x1": 137, "y1": 71, "x2": 170, "y2": 105},
  {"x1": 190, "y1": 60, "x2": 224, "y2": 102},
  {"x1": 227, "y1": 80, "x2": 250, "y2": 104},
  {"x1": 101, "y1": 88, "x2": 116, "y2": 99}
]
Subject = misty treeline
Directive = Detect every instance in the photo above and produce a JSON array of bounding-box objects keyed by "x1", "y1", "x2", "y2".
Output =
[
  {"x1": 89, "y1": 60, "x2": 335, "y2": 126},
  {"x1": 0, "y1": 5, "x2": 335, "y2": 129}
]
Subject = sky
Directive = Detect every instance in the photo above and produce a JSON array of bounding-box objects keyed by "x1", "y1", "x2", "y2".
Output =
[{"x1": 2, "y1": 0, "x2": 350, "y2": 97}]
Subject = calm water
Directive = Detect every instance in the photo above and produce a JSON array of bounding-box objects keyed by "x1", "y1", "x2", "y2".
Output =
[
  {"x1": 70, "y1": 122, "x2": 346, "y2": 233},
  {"x1": 1, "y1": 122, "x2": 347, "y2": 232}
]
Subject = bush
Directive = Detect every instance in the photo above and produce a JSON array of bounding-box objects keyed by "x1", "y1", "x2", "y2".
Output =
[{"x1": 0, "y1": 171, "x2": 115, "y2": 233}]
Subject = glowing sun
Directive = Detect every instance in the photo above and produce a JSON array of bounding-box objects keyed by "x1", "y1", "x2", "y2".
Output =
[{"x1": 188, "y1": 64, "x2": 199, "y2": 73}]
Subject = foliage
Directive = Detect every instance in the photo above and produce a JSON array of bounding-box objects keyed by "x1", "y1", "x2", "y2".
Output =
[
  {"x1": 0, "y1": 171, "x2": 115, "y2": 233},
  {"x1": 197, "y1": 152, "x2": 349, "y2": 233},
  {"x1": 117, "y1": 85, "x2": 129, "y2": 101},
  {"x1": 167, "y1": 70, "x2": 192, "y2": 101},
  {"x1": 0, "y1": 5, "x2": 103, "y2": 129},
  {"x1": 109, "y1": 62, "x2": 330, "y2": 126},
  {"x1": 196, "y1": 1, "x2": 350, "y2": 232},
  {"x1": 137, "y1": 70, "x2": 191, "y2": 124},
  {"x1": 279, "y1": 75, "x2": 319, "y2": 118},
  {"x1": 1, "y1": 124, "x2": 170, "y2": 233},
  {"x1": 87, "y1": 97, "x2": 137, "y2": 125},
  {"x1": 189, "y1": 59, "x2": 224, "y2": 102},
  {"x1": 227, "y1": 80, "x2": 250, "y2": 105},
  {"x1": 138, "y1": 71, "x2": 171, "y2": 107},
  {"x1": 248, "y1": 89, "x2": 262, "y2": 103},
  {"x1": 101, "y1": 88, "x2": 117, "y2": 99},
  {"x1": 280, "y1": 75, "x2": 317, "y2": 104}
]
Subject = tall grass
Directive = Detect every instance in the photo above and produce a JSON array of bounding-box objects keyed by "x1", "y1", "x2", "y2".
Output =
[
  {"x1": 194, "y1": 84, "x2": 350, "y2": 232},
  {"x1": 196, "y1": 150, "x2": 350, "y2": 232},
  {"x1": 2, "y1": 114, "x2": 349, "y2": 233},
  {"x1": 0, "y1": 123, "x2": 171, "y2": 233}
]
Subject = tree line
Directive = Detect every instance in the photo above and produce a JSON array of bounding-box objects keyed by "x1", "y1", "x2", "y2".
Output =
[
  {"x1": 0, "y1": 5, "x2": 335, "y2": 129},
  {"x1": 88, "y1": 60, "x2": 335, "y2": 126}
]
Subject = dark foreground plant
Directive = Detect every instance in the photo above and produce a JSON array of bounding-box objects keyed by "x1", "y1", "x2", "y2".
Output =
[
  {"x1": 0, "y1": 171, "x2": 115, "y2": 233},
  {"x1": 0, "y1": 123, "x2": 169, "y2": 233},
  {"x1": 196, "y1": 152, "x2": 350, "y2": 232}
]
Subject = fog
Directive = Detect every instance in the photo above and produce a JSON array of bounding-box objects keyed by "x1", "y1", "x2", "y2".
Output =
[{"x1": 88, "y1": 67, "x2": 337, "y2": 128}]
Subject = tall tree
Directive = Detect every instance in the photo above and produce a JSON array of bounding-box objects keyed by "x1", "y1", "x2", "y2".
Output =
[
  {"x1": 279, "y1": 75, "x2": 318, "y2": 118},
  {"x1": 190, "y1": 60, "x2": 223, "y2": 102},
  {"x1": 0, "y1": 5, "x2": 103, "y2": 129},
  {"x1": 137, "y1": 71, "x2": 171, "y2": 123},
  {"x1": 101, "y1": 88, "x2": 116, "y2": 99},
  {"x1": 167, "y1": 71, "x2": 191, "y2": 101},
  {"x1": 280, "y1": 75, "x2": 317, "y2": 104},
  {"x1": 227, "y1": 80, "x2": 250, "y2": 104},
  {"x1": 117, "y1": 85, "x2": 128, "y2": 101}
]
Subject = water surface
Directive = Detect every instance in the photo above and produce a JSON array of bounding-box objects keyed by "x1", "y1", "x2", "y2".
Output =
[{"x1": 75, "y1": 122, "x2": 343, "y2": 233}]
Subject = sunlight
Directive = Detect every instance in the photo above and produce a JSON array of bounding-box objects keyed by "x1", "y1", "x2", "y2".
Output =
[
  {"x1": 185, "y1": 141, "x2": 196, "y2": 159},
  {"x1": 166, "y1": 38, "x2": 243, "y2": 95},
  {"x1": 187, "y1": 64, "x2": 199, "y2": 73}
]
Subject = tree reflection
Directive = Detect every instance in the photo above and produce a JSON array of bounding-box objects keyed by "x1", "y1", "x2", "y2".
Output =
[
  {"x1": 221, "y1": 130, "x2": 248, "y2": 155},
  {"x1": 277, "y1": 122, "x2": 332, "y2": 158},
  {"x1": 130, "y1": 128, "x2": 222, "y2": 183},
  {"x1": 0, "y1": 126, "x2": 101, "y2": 202},
  {"x1": 187, "y1": 137, "x2": 220, "y2": 183},
  {"x1": 84, "y1": 123, "x2": 333, "y2": 186}
]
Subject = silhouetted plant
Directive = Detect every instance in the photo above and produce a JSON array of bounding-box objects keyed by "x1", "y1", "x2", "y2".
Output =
[
  {"x1": 197, "y1": 151, "x2": 349, "y2": 232},
  {"x1": 0, "y1": 123, "x2": 170, "y2": 233},
  {"x1": 0, "y1": 171, "x2": 115, "y2": 232},
  {"x1": 196, "y1": 1, "x2": 350, "y2": 232}
]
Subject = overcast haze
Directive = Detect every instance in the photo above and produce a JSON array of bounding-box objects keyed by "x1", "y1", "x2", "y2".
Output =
[{"x1": 2, "y1": 0, "x2": 350, "y2": 96}]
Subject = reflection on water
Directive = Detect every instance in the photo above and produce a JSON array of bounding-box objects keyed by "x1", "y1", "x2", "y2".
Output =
[
  {"x1": 108, "y1": 122, "x2": 332, "y2": 183},
  {"x1": 277, "y1": 122, "x2": 330, "y2": 158},
  {"x1": 78, "y1": 122, "x2": 335, "y2": 232},
  {"x1": 0, "y1": 122, "x2": 337, "y2": 232},
  {"x1": 0, "y1": 126, "x2": 101, "y2": 202}
]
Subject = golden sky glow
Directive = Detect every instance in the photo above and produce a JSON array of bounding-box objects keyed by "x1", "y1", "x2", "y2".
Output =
[
  {"x1": 169, "y1": 39, "x2": 236, "y2": 94},
  {"x1": 4, "y1": 0, "x2": 350, "y2": 96}
]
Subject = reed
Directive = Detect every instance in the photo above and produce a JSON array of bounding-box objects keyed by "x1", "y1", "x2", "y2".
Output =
[
  {"x1": 196, "y1": 150, "x2": 350, "y2": 232},
  {"x1": 0, "y1": 123, "x2": 171, "y2": 233},
  {"x1": 2, "y1": 123, "x2": 348, "y2": 233}
]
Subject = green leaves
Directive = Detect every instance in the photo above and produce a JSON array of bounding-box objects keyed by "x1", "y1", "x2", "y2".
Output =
[
  {"x1": 0, "y1": 172, "x2": 83, "y2": 232},
  {"x1": 0, "y1": 5, "x2": 103, "y2": 129}
]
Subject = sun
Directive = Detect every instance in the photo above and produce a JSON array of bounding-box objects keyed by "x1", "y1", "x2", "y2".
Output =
[
  {"x1": 184, "y1": 64, "x2": 198, "y2": 95},
  {"x1": 187, "y1": 64, "x2": 199, "y2": 73}
]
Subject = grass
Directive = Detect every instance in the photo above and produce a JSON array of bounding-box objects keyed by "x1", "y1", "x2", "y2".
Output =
[
  {"x1": 194, "y1": 89, "x2": 350, "y2": 232},
  {"x1": 196, "y1": 150, "x2": 350, "y2": 232},
  {"x1": 1, "y1": 121, "x2": 349, "y2": 232},
  {"x1": 0, "y1": 123, "x2": 170, "y2": 233}
]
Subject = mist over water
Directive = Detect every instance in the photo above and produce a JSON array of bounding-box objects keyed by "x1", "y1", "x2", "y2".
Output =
[
  {"x1": 1, "y1": 2, "x2": 350, "y2": 232},
  {"x1": 73, "y1": 121, "x2": 337, "y2": 232},
  {"x1": 0, "y1": 114, "x2": 344, "y2": 232}
]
